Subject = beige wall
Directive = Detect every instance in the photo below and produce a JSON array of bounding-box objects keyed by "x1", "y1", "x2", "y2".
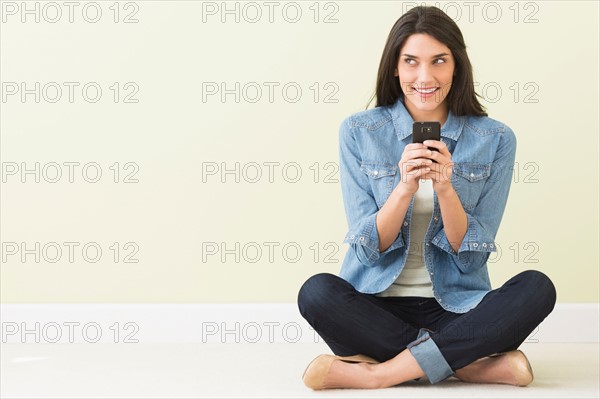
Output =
[{"x1": 1, "y1": 1, "x2": 598, "y2": 303}]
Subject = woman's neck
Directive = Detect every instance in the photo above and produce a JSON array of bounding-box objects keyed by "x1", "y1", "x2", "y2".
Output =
[{"x1": 405, "y1": 100, "x2": 449, "y2": 126}]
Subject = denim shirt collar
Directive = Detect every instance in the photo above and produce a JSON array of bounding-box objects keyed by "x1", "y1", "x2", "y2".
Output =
[{"x1": 390, "y1": 97, "x2": 464, "y2": 142}]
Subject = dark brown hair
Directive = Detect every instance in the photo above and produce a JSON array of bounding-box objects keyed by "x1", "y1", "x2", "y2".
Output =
[{"x1": 366, "y1": 6, "x2": 487, "y2": 116}]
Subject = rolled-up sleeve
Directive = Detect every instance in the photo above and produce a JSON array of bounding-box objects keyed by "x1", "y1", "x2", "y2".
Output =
[
  {"x1": 339, "y1": 118, "x2": 405, "y2": 267},
  {"x1": 432, "y1": 126, "x2": 517, "y2": 272}
]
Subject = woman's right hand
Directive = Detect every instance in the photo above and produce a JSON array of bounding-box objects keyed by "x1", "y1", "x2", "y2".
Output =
[{"x1": 395, "y1": 143, "x2": 434, "y2": 197}]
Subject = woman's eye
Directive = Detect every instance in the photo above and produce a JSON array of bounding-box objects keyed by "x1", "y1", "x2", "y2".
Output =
[{"x1": 404, "y1": 58, "x2": 445, "y2": 65}]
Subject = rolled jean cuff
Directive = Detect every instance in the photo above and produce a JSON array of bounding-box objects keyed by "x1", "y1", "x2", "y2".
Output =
[{"x1": 406, "y1": 328, "x2": 454, "y2": 384}]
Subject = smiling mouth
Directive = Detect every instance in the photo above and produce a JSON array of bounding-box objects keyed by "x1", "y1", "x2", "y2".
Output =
[{"x1": 413, "y1": 87, "x2": 439, "y2": 94}]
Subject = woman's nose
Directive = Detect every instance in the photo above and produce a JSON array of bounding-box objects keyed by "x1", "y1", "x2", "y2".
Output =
[{"x1": 416, "y1": 65, "x2": 435, "y2": 86}]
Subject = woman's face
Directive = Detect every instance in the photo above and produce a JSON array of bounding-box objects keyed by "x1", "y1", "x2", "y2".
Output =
[{"x1": 395, "y1": 33, "x2": 455, "y2": 117}]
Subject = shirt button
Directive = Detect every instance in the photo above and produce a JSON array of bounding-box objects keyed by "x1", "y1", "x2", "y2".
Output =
[
  {"x1": 350, "y1": 235, "x2": 355, "y2": 239},
  {"x1": 359, "y1": 237, "x2": 365, "y2": 242},
  {"x1": 426, "y1": 243, "x2": 429, "y2": 246},
  {"x1": 473, "y1": 243, "x2": 478, "y2": 247},
  {"x1": 403, "y1": 222, "x2": 408, "y2": 226},
  {"x1": 482, "y1": 243, "x2": 487, "y2": 247},
  {"x1": 470, "y1": 173, "x2": 475, "y2": 178},
  {"x1": 490, "y1": 243, "x2": 495, "y2": 248},
  {"x1": 433, "y1": 217, "x2": 438, "y2": 222},
  {"x1": 373, "y1": 171, "x2": 379, "y2": 176}
]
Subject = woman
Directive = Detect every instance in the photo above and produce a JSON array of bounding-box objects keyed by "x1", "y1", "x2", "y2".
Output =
[{"x1": 297, "y1": 6, "x2": 556, "y2": 390}]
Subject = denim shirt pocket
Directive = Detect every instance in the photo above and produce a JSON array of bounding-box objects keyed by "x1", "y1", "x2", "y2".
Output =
[
  {"x1": 452, "y1": 162, "x2": 492, "y2": 210},
  {"x1": 359, "y1": 162, "x2": 398, "y2": 208}
]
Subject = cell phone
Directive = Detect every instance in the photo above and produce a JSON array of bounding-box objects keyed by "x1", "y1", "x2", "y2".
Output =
[{"x1": 412, "y1": 121, "x2": 441, "y2": 153}]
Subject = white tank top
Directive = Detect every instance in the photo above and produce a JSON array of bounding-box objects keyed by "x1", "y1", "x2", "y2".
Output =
[{"x1": 376, "y1": 177, "x2": 435, "y2": 297}]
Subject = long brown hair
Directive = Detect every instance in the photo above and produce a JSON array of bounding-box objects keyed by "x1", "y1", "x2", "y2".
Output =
[{"x1": 366, "y1": 6, "x2": 487, "y2": 116}]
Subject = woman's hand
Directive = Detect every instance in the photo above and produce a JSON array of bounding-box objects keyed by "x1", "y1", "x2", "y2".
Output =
[
  {"x1": 396, "y1": 143, "x2": 435, "y2": 197},
  {"x1": 420, "y1": 140, "x2": 454, "y2": 194}
]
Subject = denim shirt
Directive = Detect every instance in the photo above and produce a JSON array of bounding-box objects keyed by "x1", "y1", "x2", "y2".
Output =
[{"x1": 338, "y1": 98, "x2": 517, "y2": 313}]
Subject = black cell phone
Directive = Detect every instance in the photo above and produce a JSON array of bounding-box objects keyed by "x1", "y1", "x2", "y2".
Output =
[{"x1": 412, "y1": 121, "x2": 441, "y2": 152}]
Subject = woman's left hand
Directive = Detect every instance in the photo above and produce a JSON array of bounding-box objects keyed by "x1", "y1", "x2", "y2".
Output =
[{"x1": 420, "y1": 140, "x2": 454, "y2": 194}]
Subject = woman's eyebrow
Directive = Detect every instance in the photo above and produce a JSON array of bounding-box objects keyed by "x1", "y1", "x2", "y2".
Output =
[{"x1": 401, "y1": 53, "x2": 450, "y2": 58}]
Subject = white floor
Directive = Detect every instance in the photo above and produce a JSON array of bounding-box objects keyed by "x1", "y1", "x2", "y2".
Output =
[{"x1": 1, "y1": 342, "x2": 598, "y2": 398}]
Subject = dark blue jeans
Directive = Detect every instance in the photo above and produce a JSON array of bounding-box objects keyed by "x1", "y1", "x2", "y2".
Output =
[{"x1": 297, "y1": 269, "x2": 556, "y2": 384}]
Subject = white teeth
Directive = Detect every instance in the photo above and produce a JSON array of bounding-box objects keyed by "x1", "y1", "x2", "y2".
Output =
[{"x1": 414, "y1": 87, "x2": 438, "y2": 94}]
